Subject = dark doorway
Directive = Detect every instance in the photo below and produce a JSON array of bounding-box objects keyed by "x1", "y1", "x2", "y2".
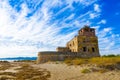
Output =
[
  {"x1": 92, "y1": 47, "x2": 95, "y2": 52},
  {"x1": 83, "y1": 47, "x2": 87, "y2": 52}
]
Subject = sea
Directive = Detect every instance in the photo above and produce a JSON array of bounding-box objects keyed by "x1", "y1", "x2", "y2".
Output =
[{"x1": 0, "y1": 57, "x2": 37, "y2": 62}]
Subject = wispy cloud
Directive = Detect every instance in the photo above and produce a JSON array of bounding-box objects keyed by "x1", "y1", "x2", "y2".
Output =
[
  {"x1": 89, "y1": 13, "x2": 100, "y2": 19},
  {"x1": 98, "y1": 19, "x2": 106, "y2": 24},
  {"x1": 94, "y1": 4, "x2": 101, "y2": 12},
  {"x1": 0, "y1": 0, "x2": 119, "y2": 57},
  {"x1": 97, "y1": 27, "x2": 120, "y2": 55}
]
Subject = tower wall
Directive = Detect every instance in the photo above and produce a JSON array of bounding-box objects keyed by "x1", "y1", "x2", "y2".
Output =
[{"x1": 65, "y1": 25, "x2": 100, "y2": 56}]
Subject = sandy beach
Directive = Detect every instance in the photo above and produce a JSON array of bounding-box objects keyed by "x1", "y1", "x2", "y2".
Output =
[
  {"x1": 0, "y1": 61, "x2": 120, "y2": 80},
  {"x1": 33, "y1": 62, "x2": 120, "y2": 80}
]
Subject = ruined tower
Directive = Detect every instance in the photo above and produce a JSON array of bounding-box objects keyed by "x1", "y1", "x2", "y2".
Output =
[
  {"x1": 66, "y1": 25, "x2": 100, "y2": 57},
  {"x1": 37, "y1": 25, "x2": 100, "y2": 63}
]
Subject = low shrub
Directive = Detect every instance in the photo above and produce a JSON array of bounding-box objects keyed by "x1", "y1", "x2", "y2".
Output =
[
  {"x1": 64, "y1": 59, "x2": 72, "y2": 65},
  {"x1": 72, "y1": 59, "x2": 84, "y2": 65},
  {"x1": 81, "y1": 69, "x2": 91, "y2": 73},
  {"x1": 64, "y1": 58, "x2": 88, "y2": 65}
]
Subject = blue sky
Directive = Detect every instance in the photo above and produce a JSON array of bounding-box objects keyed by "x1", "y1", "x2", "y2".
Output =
[{"x1": 0, "y1": 0, "x2": 120, "y2": 58}]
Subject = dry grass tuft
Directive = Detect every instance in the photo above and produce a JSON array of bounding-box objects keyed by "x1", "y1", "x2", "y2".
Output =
[
  {"x1": 0, "y1": 63, "x2": 51, "y2": 80},
  {"x1": 0, "y1": 61, "x2": 12, "y2": 70},
  {"x1": 81, "y1": 68, "x2": 91, "y2": 73},
  {"x1": 64, "y1": 57, "x2": 120, "y2": 71},
  {"x1": 15, "y1": 63, "x2": 51, "y2": 80}
]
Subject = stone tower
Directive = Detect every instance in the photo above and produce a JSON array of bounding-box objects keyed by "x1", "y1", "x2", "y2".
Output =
[
  {"x1": 66, "y1": 25, "x2": 100, "y2": 57},
  {"x1": 37, "y1": 25, "x2": 100, "y2": 63}
]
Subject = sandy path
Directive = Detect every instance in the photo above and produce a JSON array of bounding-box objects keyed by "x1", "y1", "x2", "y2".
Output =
[{"x1": 33, "y1": 63, "x2": 120, "y2": 80}]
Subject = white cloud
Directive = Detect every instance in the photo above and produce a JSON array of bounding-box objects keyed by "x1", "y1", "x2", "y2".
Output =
[
  {"x1": 94, "y1": 4, "x2": 101, "y2": 12},
  {"x1": 89, "y1": 3, "x2": 101, "y2": 19},
  {"x1": 98, "y1": 19, "x2": 106, "y2": 24},
  {"x1": 89, "y1": 13, "x2": 99, "y2": 19},
  {"x1": 0, "y1": 0, "x2": 79, "y2": 57},
  {"x1": 97, "y1": 27, "x2": 120, "y2": 55},
  {"x1": 90, "y1": 13, "x2": 96, "y2": 19},
  {"x1": 103, "y1": 28, "x2": 112, "y2": 32},
  {"x1": 0, "y1": 0, "x2": 119, "y2": 57},
  {"x1": 0, "y1": 45, "x2": 38, "y2": 58}
]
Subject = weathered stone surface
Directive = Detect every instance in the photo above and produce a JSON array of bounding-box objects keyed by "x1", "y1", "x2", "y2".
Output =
[{"x1": 37, "y1": 25, "x2": 100, "y2": 63}]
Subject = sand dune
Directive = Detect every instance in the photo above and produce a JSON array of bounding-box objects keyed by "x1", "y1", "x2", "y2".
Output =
[
  {"x1": 33, "y1": 62, "x2": 120, "y2": 80},
  {"x1": 0, "y1": 61, "x2": 120, "y2": 80}
]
